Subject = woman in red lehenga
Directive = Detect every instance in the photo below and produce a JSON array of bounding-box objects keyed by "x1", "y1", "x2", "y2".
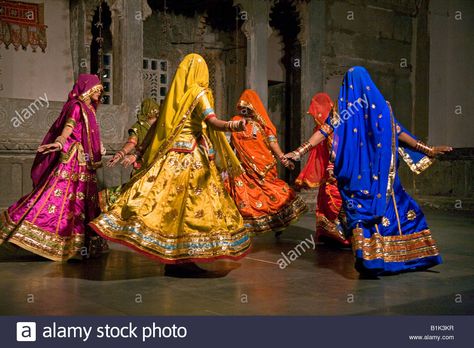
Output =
[
  {"x1": 295, "y1": 93, "x2": 350, "y2": 246},
  {"x1": 225, "y1": 89, "x2": 307, "y2": 234}
]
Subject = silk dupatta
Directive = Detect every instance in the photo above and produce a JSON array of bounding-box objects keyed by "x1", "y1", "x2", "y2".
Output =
[
  {"x1": 295, "y1": 93, "x2": 333, "y2": 188},
  {"x1": 31, "y1": 74, "x2": 103, "y2": 188},
  {"x1": 141, "y1": 53, "x2": 242, "y2": 177},
  {"x1": 331, "y1": 67, "x2": 434, "y2": 229},
  {"x1": 232, "y1": 89, "x2": 277, "y2": 178},
  {"x1": 129, "y1": 98, "x2": 160, "y2": 143},
  {"x1": 330, "y1": 67, "x2": 396, "y2": 228}
]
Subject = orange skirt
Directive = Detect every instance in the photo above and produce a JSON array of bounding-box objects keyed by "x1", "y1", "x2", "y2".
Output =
[{"x1": 226, "y1": 169, "x2": 307, "y2": 234}]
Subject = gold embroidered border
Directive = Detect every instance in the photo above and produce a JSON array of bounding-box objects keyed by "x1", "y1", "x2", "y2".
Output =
[
  {"x1": 352, "y1": 227, "x2": 440, "y2": 262},
  {"x1": 0, "y1": 211, "x2": 84, "y2": 261},
  {"x1": 398, "y1": 147, "x2": 434, "y2": 175},
  {"x1": 386, "y1": 106, "x2": 397, "y2": 197},
  {"x1": 316, "y1": 214, "x2": 348, "y2": 243},
  {"x1": 80, "y1": 104, "x2": 103, "y2": 170},
  {"x1": 243, "y1": 195, "x2": 308, "y2": 234},
  {"x1": 59, "y1": 142, "x2": 87, "y2": 166},
  {"x1": 295, "y1": 178, "x2": 321, "y2": 188},
  {"x1": 90, "y1": 210, "x2": 251, "y2": 261}
]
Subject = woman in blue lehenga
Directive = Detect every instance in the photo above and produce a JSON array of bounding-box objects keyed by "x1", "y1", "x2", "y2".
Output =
[{"x1": 285, "y1": 66, "x2": 452, "y2": 275}]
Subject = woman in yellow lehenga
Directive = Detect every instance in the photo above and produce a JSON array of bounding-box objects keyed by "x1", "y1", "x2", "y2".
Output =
[{"x1": 89, "y1": 53, "x2": 251, "y2": 266}]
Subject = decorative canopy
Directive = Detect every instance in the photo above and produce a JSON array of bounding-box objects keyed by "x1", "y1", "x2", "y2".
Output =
[{"x1": 0, "y1": 1, "x2": 47, "y2": 52}]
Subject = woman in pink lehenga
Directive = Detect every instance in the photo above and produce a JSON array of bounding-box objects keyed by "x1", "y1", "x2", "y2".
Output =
[{"x1": 0, "y1": 74, "x2": 108, "y2": 261}]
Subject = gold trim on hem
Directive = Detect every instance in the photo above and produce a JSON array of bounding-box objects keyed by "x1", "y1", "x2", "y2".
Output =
[
  {"x1": 0, "y1": 211, "x2": 84, "y2": 261},
  {"x1": 243, "y1": 196, "x2": 308, "y2": 234},
  {"x1": 352, "y1": 227, "x2": 440, "y2": 263},
  {"x1": 316, "y1": 214, "x2": 348, "y2": 243},
  {"x1": 90, "y1": 211, "x2": 251, "y2": 261}
]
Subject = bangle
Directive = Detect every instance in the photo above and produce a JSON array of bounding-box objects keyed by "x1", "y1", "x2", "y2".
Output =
[
  {"x1": 54, "y1": 135, "x2": 66, "y2": 150},
  {"x1": 295, "y1": 141, "x2": 313, "y2": 158},
  {"x1": 228, "y1": 120, "x2": 243, "y2": 132},
  {"x1": 290, "y1": 142, "x2": 313, "y2": 161},
  {"x1": 117, "y1": 150, "x2": 126, "y2": 159},
  {"x1": 55, "y1": 135, "x2": 66, "y2": 146},
  {"x1": 224, "y1": 121, "x2": 231, "y2": 132},
  {"x1": 415, "y1": 141, "x2": 434, "y2": 157}
]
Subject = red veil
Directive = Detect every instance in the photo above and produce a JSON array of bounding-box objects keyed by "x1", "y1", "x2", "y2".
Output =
[{"x1": 295, "y1": 93, "x2": 333, "y2": 189}]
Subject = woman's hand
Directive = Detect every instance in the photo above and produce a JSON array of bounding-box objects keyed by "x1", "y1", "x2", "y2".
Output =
[
  {"x1": 431, "y1": 145, "x2": 453, "y2": 156},
  {"x1": 107, "y1": 153, "x2": 123, "y2": 167},
  {"x1": 236, "y1": 119, "x2": 247, "y2": 131},
  {"x1": 283, "y1": 151, "x2": 300, "y2": 161},
  {"x1": 278, "y1": 155, "x2": 295, "y2": 170},
  {"x1": 121, "y1": 154, "x2": 137, "y2": 168},
  {"x1": 37, "y1": 142, "x2": 61, "y2": 154}
]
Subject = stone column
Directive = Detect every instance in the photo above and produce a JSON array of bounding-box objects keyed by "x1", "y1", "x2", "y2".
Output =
[
  {"x1": 236, "y1": 0, "x2": 270, "y2": 107},
  {"x1": 112, "y1": 0, "x2": 145, "y2": 125},
  {"x1": 298, "y1": 0, "x2": 326, "y2": 146},
  {"x1": 295, "y1": 0, "x2": 325, "y2": 205}
]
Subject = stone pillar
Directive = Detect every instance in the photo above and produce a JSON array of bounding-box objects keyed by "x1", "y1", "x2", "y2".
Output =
[
  {"x1": 298, "y1": 0, "x2": 326, "y2": 146},
  {"x1": 237, "y1": 0, "x2": 270, "y2": 107},
  {"x1": 412, "y1": 0, "x2": 430, "y2": 142},
  {"x1": 112, "y1": 0, "x2": 145, "y2": 125},
  {"x1": 293, "y1": 0, "x2": 325, "y2": 199}
]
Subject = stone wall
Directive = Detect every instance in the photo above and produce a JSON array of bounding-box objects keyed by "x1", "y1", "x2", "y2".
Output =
[
  {"x1": 0, "y1": 0, "x2": 74, "y2": 101},
  {"x1": 143, "y1": 9, "x2": 247, "y2": 118}
]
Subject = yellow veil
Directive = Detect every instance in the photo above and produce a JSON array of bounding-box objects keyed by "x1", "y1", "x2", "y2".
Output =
[{"x1": 141, "y1": 53, "x2": 242, "y2": 177}]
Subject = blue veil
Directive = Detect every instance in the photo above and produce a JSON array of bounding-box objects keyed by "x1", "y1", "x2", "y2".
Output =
[
  {"x1": 330, "y1": 66, "x2": 434, "y2": 229},
  {"x1": 331, "y1": 66, "x2": 397, "y2": 229}
]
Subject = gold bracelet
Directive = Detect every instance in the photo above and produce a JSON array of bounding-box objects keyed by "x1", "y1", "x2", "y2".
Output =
[
  {"x1": 296, "y1": 141, "x2": 313, "y2": 157},
  {"x1": 415, "y1": 141, "x2": 434, "y2": 157}
]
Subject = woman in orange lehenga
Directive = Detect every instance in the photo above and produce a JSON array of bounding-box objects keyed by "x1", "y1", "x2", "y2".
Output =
[
  {"x1": 225, "y1": 89, "x2": 307, "y2": 234},
  {"x1": 295, "y1": 93, "x2": 350, "y2": 246}
]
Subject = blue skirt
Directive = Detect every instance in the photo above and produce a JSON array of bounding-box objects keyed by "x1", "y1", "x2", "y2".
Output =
[{"x1": 352, "y1": 175, "x2": 442, "y2": 275}]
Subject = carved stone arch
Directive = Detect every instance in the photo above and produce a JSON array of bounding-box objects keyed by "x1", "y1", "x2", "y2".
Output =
[{"x1": 84, "y1": 0, "x2": 120, "y2": 45}]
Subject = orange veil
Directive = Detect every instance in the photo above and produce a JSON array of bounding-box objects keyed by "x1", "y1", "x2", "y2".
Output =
[
  {"x1": 232, "y1": 89, "x2": 277, "y2": 178},
  {"x1": 295, "y1": 93, "x2": 333, "y2": 189}
]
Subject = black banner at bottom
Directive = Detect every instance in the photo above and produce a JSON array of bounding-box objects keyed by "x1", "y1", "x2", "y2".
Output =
[{"x1": 4, "y1": 316, "x2": 470, "y2": 347}]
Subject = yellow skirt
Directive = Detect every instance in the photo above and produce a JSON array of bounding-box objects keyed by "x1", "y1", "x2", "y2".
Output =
[{"x1": 90, "y1": 147, "x2": 251, "y2": 263}]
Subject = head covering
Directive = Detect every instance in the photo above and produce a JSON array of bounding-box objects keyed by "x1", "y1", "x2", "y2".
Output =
[
  {"x1": 141, "y1": 53, "x2": 242, "y2": 176},
  {"x1": 308, "y1": 93, "x2": 333, "y2": 126},
  {"x1": 231, "y1": 89, "x2": 277, "y2": 178},
  {"x1": 129, "y1": 98, "x2": 160, "y2": 143},
  {"x1": 237, "y1": 89, "x2": 276, "y2": 136},
  {"x1": 331, "y1": 66, "x2": 395, "y2": 228},
  {"x1": 31, "y1": 74, "x2": 103, "y2": 188},
  {"x1": 137, "y1": 98, "x2": 160, "y2": 123},
  {"x1": 295, "y1": 93, "x2": 333, "y2": 188}
]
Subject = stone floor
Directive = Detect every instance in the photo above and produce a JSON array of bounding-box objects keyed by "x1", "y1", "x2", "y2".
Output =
[{"x1": 0, "y1": 209, "x2": 473, "y2": 316}]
